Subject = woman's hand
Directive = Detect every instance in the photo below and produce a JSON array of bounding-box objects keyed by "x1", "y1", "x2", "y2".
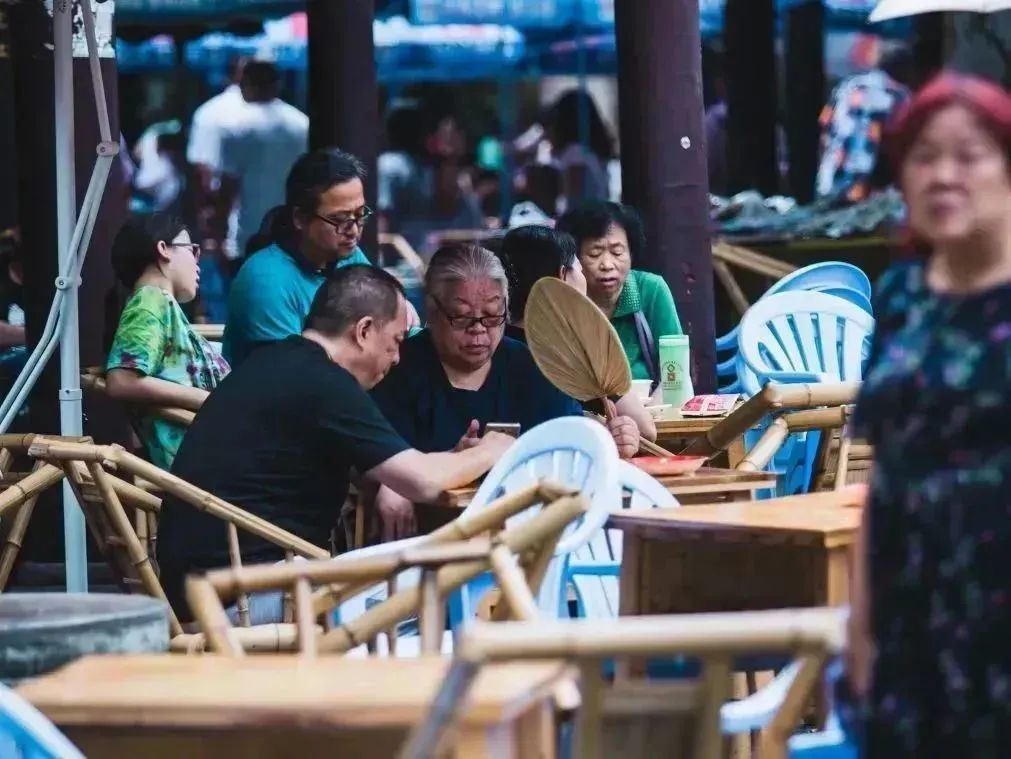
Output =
[{"x1": 604, "y1": 399, "x2": 640, "y2": 459}]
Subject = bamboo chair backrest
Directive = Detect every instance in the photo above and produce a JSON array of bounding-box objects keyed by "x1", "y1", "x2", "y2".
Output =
[
  {"x1": 81, "y1": 367, "x2": 195, "y2": 427},
  {"x1": 679, "y1": 382, "x2": 860, "y2": 462},
  {"x1": 27, "y1": 439, "x2": 331, "y2": 640},
  {"x1": 736, "y1": 406, "x2": 871, "y2": 492},
  {"x1": 185, "y1": 488, "x2": 590, "y2": 659},
  {"x1": 0, "y1": 435, "x2": 88, "y2": 591},
  {"x1": 404, "y1": 607, "x2": 846, "y2": 759}
]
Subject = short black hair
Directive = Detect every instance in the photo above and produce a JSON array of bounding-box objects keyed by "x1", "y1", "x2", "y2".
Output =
[
  {"x1": 240, "y1": 60, "x2": 279, "y2": 95},
  {"x1": 111, "y1": 214, "x2": 189, "y2": 288},
  {"x1": 556, "y1": 201, "x2": 645, "y2": 262},
  {"x1": 498, "y1": 226, "x2": 578, "y2": 322},
  {"x1": 306, "y1": 264, "x2": 405, "y2": 336}
]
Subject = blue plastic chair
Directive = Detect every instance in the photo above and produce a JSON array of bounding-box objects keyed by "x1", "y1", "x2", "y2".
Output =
[
  {"x1": 717, "y1": 262, "x2": 872, "y2": 394},
  {"x1": 0, "y1": 681, "x2": 84, "y2": 759}
]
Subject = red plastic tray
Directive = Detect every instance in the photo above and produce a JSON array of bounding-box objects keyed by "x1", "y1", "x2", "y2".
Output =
[{"x1": 630, "y1": 455, "x2": 707, "y2": 477}]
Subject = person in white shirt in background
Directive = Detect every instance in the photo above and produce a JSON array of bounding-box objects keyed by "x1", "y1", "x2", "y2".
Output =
[
  {"x1": 218, "y1": 59, "x2": 309, "y2": 265},
  {"x1": 187, "y1": 57, "x2": 250, "y2": 322}
]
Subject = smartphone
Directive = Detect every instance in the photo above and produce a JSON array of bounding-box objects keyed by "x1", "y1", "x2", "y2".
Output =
[{"x1": 485, "y1": 423, "x2": 521, "y2": 438}]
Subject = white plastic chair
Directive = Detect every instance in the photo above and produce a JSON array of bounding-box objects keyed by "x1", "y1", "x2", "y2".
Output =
[
  {"x1": 738, "y1": 291, "x2": 874, "y2": 396},
  {"x1": 568, "y1": 460, "x2": 679, "y2": 619},
  {"x1": 458, "y1": 416, "x2": 621, "y2": 619},
  {"x1": 0, "y1": 681, "x2": 84, "y2": 759}
]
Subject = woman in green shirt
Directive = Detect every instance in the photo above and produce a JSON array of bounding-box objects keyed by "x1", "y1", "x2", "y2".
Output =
[
  {"x1": 557, "y1": 202, "x2": 683, "y2": 388},
  {"x1": 106, "y1": 214, "x2": 229, "y2": 469}
]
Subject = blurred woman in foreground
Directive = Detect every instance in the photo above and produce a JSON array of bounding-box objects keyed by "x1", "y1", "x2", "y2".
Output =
[{"x1": 849, "y1": 74, "x2": 1011, "y2": 755}]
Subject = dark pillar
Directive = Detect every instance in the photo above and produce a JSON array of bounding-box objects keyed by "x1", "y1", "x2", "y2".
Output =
[
  {"x1": 785, "y1": 1, "x2": 825, "y2": 205},
  {"x1": 8, "y1": 0, "x2": 128, "y2": 565},
  {"x1": 307, "y1": 0, "x2": 379, "y2": 257},
  {"x1": 724, "y1": 0, "x2": 779, "y2": 195},
  {"x1": 913, "y1": 13, "x2": 947, "y2": 87},
  {"x1": 615, "y1": 0, "x2": 716, "y2": 392},
  {"x1": 0, "y1": 5, "x2": 17, "y2": 231}
]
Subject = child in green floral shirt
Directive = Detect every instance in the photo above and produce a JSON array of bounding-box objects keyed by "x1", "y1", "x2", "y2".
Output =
[{"x1": 106, "y1": 215, "x2": 229, "y2": 469}]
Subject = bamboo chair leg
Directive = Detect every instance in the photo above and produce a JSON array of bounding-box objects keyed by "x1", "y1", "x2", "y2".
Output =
[
  {"x1": 694, "y1": 656, "x2": 732, "y2": 759},
  {"x1": 134, "y1": 507, "x2": 149, "y2": 554},
  {"x1": 0, "y1": 463, "x2": 56, "y2": 589},
  {"x1": 282, "y1": 550, "x2": 295, "y2": 624},
  {"x1": 760, "y1": 653, "x2": 827, "y2": 759},
  {"x1": 226, "y1": 523, "x2": 251, "y2": 627},
  {"x1": 420, "y1": 569, "x2": 443, "y2": 655},
  {"x1": 387, "y1": 575, "x2": 399, "y2": 655},
  {"x1": 87, "y1": 462, "x2": 182, "y2": 637},
  {"x1": 185, "y1": 576, "x2": 245, "y2": 657},
  {"x1": 834, "y1": 435, "x2": 852, "y2": 491},
  {"x1": 294, "y1": 577, "x2": 316, "y2": 658},
  {"x1": 575, "y1": 661, "x2": 605, "y2": 759}
]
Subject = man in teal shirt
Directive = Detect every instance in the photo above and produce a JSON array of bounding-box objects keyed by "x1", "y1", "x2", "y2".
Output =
[{"x1": 224, "y1": 148, "x2": 416, "y2": 365}]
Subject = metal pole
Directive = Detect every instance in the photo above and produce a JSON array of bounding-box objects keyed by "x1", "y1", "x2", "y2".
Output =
[{"x1": 55, "y1": 0, "x2": 86, "y2": 592}]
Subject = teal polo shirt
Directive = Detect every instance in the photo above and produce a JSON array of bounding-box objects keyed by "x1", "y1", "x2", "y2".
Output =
[{"x1": 223, "y1": 243, "x2": 371, "y2": 366}]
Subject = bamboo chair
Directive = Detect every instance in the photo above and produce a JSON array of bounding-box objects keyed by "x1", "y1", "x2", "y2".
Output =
[
  {"x1": 190, "y1": 324, "x2": 225, "y2": 341},
  {"x1": 403, "y1": 607, "x2": 846, "y2": 759},
  {"x1": 736, "y1": 405, "x2": 872, "y2": 492},
  {"x1": 186, "y1": 484, "x2": 588, "y2": 659},
  {"x1": 81, "y1": 367, "x2": 195, "y2": 427},
  {"x1": 679, "y1": 382, "x2": 860, "y2": 463},
  {"x1": 711, "y1": 241, "x2": 798, "y2": 319},
  {"x1": 25, "y1": 438, "x2": 330, "y2": 646},
  {"x1": 0, "y1": 434, "x2": 92, "y2": 590}
]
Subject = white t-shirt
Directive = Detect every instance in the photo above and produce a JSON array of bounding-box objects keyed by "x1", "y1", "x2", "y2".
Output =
[
  {"x1": 186, "y1": 84, "x2": 247, "y2": 170},
  {"x1": 555, "y1": 143, "x2": 610, "y2": 213},
  {"x1": 220, "y1": 100, "x2": 309, "y2": 258},
  {"x1": 187, "y1": 85, "x2": 249, "y2": 258}
]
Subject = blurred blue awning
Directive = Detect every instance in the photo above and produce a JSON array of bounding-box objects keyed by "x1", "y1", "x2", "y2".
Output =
[{"x1": 115, "y1": 0, "x2": 303, "y2": 24}]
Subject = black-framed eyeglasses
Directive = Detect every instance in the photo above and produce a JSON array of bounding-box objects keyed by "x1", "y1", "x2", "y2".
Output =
[
  {"x1": 171, "y1": 242, "x2": 201, "y2": 259},
  {"x1": 431, "y1": 297, "x2": 506, "y2": 331},
  {"x1": 315, "y1": 207, "x2": 374, "y2": 235}
]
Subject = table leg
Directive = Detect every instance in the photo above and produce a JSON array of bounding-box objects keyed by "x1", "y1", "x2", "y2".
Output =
[{"x1": 616, "y1": 531, "x2": 643, "y2": 680}]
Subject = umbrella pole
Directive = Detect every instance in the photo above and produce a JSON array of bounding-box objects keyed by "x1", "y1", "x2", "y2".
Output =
[{"x1": 54, "y1": 0, "x2": 87, "y2": 593}]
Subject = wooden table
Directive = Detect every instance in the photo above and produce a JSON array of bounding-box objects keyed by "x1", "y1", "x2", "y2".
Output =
[
  {"x1": 610, "y1": 492, "x2": 863, "y2": 619},
  {"x1": 439, "y1": 467, "x2": 776, "y2": 509},
  {"x1": 18, "y1": 655, "x2": 562, "y2": 759}
]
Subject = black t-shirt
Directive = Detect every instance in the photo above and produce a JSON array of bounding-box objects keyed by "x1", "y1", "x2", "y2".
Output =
[
  {"x1": 371, "y1": 330, "x2": 581, "y2": 453},
  {"x1": 157, "y1": 336, "x2": 409, "y2": 615}
]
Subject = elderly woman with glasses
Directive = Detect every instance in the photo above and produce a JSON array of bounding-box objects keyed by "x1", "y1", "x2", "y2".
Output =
[
  {"x1": 224, "y1": 147, "x2": 419, "y2": 367},
  {"x1": 106, "y1": 214, "x2": 229, "y2": 469},
  {"x1": 369, "y1": 243, "x2": 640, "y2": 539}
]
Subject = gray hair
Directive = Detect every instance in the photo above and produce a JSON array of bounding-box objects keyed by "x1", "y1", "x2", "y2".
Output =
[{"x1": 424, "y1": 243, "x2": 509, "y2": 307}]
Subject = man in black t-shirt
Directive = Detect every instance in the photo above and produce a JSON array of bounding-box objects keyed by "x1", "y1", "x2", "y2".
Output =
[{"x1": 157, "y1": 265, "x2": 512, "y2": 620}]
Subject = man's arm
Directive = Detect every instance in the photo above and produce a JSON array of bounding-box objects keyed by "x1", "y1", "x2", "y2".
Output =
[{"x1": 364, "y1": 432, "x2": 513, "y2": 504}]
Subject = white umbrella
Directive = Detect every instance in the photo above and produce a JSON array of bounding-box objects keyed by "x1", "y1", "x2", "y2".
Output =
[{"x1": 870, "y1": 0, "x2": 1011, "y2": 22}]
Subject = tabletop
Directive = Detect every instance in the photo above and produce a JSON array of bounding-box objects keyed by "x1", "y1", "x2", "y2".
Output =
[
  {"x1": 439, "y1": 466, "x2": 776, "y2": 509},
  {"x1": 17, "y1": 655, "x2": 565, "y2": 730},
  {"x1": 609, "y1": 491, "x2": 863, "y2": 548}
]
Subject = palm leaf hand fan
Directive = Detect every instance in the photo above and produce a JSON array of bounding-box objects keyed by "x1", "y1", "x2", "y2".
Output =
[{"x1": 523, "y1": 277, "x2": 672, "y2": 457}]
